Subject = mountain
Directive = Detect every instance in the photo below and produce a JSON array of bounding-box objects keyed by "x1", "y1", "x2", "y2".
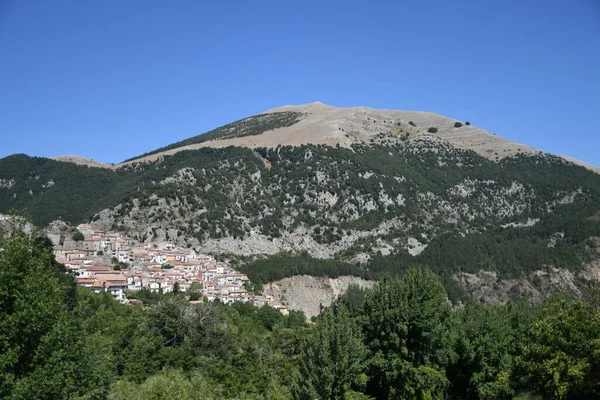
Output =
[
  {"x1": 119, "y1": 102, "x2": 600, "y2": 173},
  {"x1": 1, "y1": 102, "x2": 600, "y2": 303}
]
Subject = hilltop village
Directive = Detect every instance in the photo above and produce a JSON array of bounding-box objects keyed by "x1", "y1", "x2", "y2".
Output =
[{"x1": 50, "y1": 223, "x2": 287, "y2": 312}]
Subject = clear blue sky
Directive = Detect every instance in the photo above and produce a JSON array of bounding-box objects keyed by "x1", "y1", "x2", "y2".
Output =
[{"x1": 1, "y1": 0, "x2": 599, "y2": 165}]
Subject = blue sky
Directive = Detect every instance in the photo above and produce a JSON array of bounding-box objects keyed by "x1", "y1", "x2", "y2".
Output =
[{"x1": 1, "y1": 0, "x2": 599, "y2": 165}]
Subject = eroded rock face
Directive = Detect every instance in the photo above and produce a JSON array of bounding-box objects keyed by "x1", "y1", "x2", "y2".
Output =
[
  {"x1": 263, "y1": 275, "x2": 374, "y2": 318},
  {"x1": 453, "y1": 261, "x2": 600, "y2": 305},
  {"x1": 265, "y1": 256, "x2": 600, "y2": 316},
  {"x1": 262, "y1": 264, "x2": 600, "y2": 318}
]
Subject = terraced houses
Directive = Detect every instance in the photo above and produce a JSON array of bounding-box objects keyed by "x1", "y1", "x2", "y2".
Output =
[{"x1": 52, "y1": 224, "x2": 287, "y2": 313}]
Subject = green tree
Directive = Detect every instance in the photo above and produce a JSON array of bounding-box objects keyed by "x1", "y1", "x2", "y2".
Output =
[
  {"x1": 148, "y1": 295, "x2": 218, "y2": 347},
  {"x1": 363, "y1": 267, "x2": 453, "y2": 399},
  {"x1": 513, "y1": 298, "x2": 600, "y2": 399},
  {"x1": 11, "y1": 316, "x2": 116, "y2": 399},
  {"x1": 187, "y1": 282, "x2": 202, "y2": 301},
  {"x1": 72, "y1": 230, "x2": 85, "y2": 241},
  {"x1": 0, "y1": 228, "x2": 114, "y2": 398},
  {"x1": 258, "y1": 304, "x2": 284, "y2": 330},
  {"x1": 447, "y1": 302, "x2": 533, "y2": 399},
  {"x1": 338, "y1": 284, "x2": 367, "y2": 314},
  {"x1": 109, "y1": 368, "x2": 226, "y2": 400},
  {"x1": 295, "y1": 303, "x2": 368, "y2": 399}
]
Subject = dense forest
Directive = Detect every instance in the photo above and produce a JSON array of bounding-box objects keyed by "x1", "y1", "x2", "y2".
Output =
[{"x1": 2, "y1": 228, "x2": 599, "y2": 399}]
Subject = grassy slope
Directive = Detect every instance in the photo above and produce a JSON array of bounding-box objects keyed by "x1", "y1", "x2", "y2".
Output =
[{"x1": 122, "y1": 111, "x2": 304, "y2": 162}]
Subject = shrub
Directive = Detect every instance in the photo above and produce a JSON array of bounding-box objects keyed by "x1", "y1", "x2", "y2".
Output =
[
  {"x1": 428, "y1": 127, "x2": 438, "y2": 133},
  {"x1": 454, "y1": 122, "x2": 463, "y2": 128},
  {"x1": 408, "y1": 121, "x2": 416, "y2": 127},
  {"x1": 72, "y1": 231, "x2": 84, "y2": 241},
  {"x1": 465, "y1": 121, "x2": 471, "y2": 125}
]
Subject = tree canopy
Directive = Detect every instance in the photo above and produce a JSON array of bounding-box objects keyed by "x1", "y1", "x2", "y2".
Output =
[{"x1": 1, "y1": 229, "x2": 600, "y2": 399}]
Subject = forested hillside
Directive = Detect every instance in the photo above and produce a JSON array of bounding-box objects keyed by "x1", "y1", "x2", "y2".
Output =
[
  {"x1": 1, "y1": 230, "x2": 599, "y2": 399},
  {"x1": 2, "y1": 135, "x2": 600, "y2": 302}
]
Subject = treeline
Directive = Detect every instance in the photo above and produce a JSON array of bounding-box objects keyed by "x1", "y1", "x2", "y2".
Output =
[
  {"x1": 2, "y1": 229, "x2": 600, "y2": 399},
  {"x1": 123, "y1": 111, "x2": 303, "y2": 162},
  {"x1": 0, "y1": 228, "x2": 308, "y2": 399},
  {"x1": 298, "y1": 268, "x2": 600, "y2": 399},
  {"x1": 236, "y1": 203, "x2": 600, "y2": 295},
  {"x1": 0, "y1": 154, "x2": 127, "y2": 225},
  {"x1": 4, "y1": 141, "x2": 600, "y2": 233},
  {"x1": 238, "y1": 252, "x2": 374, "y2": 283},
  {"x1": 2, "y1": 144, "x2": 600, "y2": 289},
  {"x1": 2, "y1": 142, "x2": 600, "y2": 269},
  {"x1": 0, "y1": 147, "x2": 262, "y2": 226},
  {"x1": 368, "y1": 209, "x2": 600, "y2": 279}
]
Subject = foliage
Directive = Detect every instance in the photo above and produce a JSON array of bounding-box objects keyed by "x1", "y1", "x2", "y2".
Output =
[
  {"x1": 454, "y1": 122, "x2": 463, "y2": 128},
  {"x1": 512, "y1": 298, "x2": 600, "y2": 399},
  {"x1": 0, "y1": 228, "x2": 114, "y2": 398},
  {"x1": 2, "y1": 140, "x2": 600, "y2": 291},
  {"x1": 187, "y1": 282, "x2": 202, "y2": 301},
  {"x1": 124, "y1": 111, "x2": 304, "y2": 162},
  {"x1": 109, "y1": 368, "x2": 226, "y2": 400},
  {"x1": 2, "y1": 230, "x2": 600, "y2": 399},
  {"x1": 238, "y1": 252, "x2": 373, "y2": 283},
  {"x1": 295, "y1": 303, "x2": 367, "y2": 399},
  {"x1": 362, "y1": 267, "x2": 453, "y2": 399},
  {"x1": 295, "y1": 267, "x2": 600, "y2": 400},
  {"x1": 428, "y1": 127, "x2": 438, "y2": 133},
  {"x1": 446, "y1": 301, "x2": 533, "y2": 399},
  {"x1": 72, "y1": 230, "x2": 84, "y2": 241}
]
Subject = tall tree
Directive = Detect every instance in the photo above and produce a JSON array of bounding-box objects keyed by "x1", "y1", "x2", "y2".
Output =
[
  {"x1": 0, "y1": 228, "x2": 74, "y2": 395},
  {"x1": 363, "y1": 267, "x2": 453, "y2": 400},
  {"x1": 447, "y1": 302, "x2": 533, "y2": 399},
  {"x1": 513, "y1": 298, "x2": 600, "y2": 399},
  {"x1": 295, "y1": 303, "x2": 368, "y2": 399},
  {"x1": 0, "y1": 227, "x2": 115, "y2": 398}
]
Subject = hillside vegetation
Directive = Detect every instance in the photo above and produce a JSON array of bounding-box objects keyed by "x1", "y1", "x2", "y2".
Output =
[
  {"x1": 2, "y1": 137, "x2": 600, "y2": 297},
  {"x1": 123, "y1": 111, "x2": 304, "y2": 162},
  {"x1": 2, "y1": 104, "x2": 600, "y2": 303},
  {"x1": 2, "y1": 231, "x2": 599, "y2": 399}
]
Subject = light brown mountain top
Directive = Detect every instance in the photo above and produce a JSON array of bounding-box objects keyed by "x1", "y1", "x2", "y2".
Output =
[
  {"x1": 118, "y1": 102, "x2": 543, "y2": 165},
  {"x1": 53, "y1": 102, "x2": 599, "y2": 173},
  {"x1": 51, "y1": 155, "x2": 116, "y2": 169}
]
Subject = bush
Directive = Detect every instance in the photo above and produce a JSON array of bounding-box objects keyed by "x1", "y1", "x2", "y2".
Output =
[
  {"x1": 408, "y1": 121, "x2": 416, "y2": 127},
  {"x1": 465, "y1": 121, "x2": 471, "y2": 125},
  {"x1": 454, "y1": 122, "x2": 463, "y2": 128},
  {"x1": 428, "y1": 127, "x2": 438, "y2": 133},
  {"x1": 72, "y1": 231, "x2": 84, "y2": 241}
]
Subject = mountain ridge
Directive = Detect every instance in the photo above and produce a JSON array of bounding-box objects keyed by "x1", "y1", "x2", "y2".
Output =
[
  {"x1": 2, "y1": 103, "x2": 600, "y2": 305},
  {"x1": 37, "y1": 102, "x2": 599, "y2": 174}
]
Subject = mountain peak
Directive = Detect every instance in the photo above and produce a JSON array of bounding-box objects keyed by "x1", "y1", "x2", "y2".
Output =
[
  {"x1": 46, "y1": 103, "x2": 599, "y2": 174},
  {"x1": 263, "y1": 101, "x2": 337, "y2": 114}
]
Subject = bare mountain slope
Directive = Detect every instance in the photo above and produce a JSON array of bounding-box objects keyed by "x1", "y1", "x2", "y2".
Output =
[
  {"x1": 51, "y1": 155, "x2": 116, "y2": 169},
  {"x1": 112, "y1": 102, "x2": 597, "y2": 173}
]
